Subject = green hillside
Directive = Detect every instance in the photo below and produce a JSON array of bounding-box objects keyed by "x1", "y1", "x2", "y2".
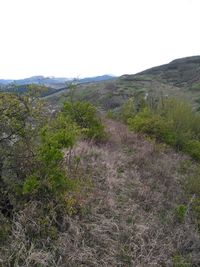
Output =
[{"x1": 47, "y1": 56, "x2": 200, "y2": 111}]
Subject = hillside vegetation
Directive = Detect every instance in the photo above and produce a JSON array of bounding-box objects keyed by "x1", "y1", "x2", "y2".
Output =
[
  {"x1": 48, "y1": 56, "x2": 200, "y2": 112},
  {"x1": 1, "y1": 57, "x2": 200, "y2": 266}
]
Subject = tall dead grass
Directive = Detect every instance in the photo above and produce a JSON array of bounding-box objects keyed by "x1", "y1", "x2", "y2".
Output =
[{"x1": 1, "y1": 119, "x2": 200, "y2": 266}]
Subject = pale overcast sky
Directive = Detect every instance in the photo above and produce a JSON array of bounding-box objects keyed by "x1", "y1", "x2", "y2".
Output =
[{"x1": 0, "y1": 0, "x2": 199, "y2": 79}]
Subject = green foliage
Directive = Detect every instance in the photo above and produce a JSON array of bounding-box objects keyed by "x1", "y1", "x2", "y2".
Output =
[
  {"x1": 63, "y1": 101, "x2": 106, "y2": 141},
  {"x1": 175, "y1": 205, "x2": 187, "y2": 223},
  {"x1": 120, "y1": 97, "x2": 136, "y2": 123},
  {"x1": 184, "y1": 140, "x2": 200, "y2": 160},
  {"x1": 23, "y1": 113, "x2": 79, "y2": 197},
  {"x1": 0, "y1": 89, "x2": 85, "y2": 219},
  {"x1": 125, "y1": 96, "x2": 200, "y2": 231},
  {"x1": 172, "y1": 255, "x2": 191, "y2": 267},
  {"x1": 191, "y1": 82, "x2": 200, "y2": 91},
  {"x1": 128, "y1": 108, "x2": 176, "y2": 144},
  {"x1": 23, "y1": 175, "x2": 40, "y2": 194},
  {"x1": 0, "y1": 90, "x2": 46, "y2": 206},
  {"x1": 125, "y1": 96, "x2": 200, "y2": 160},
  {"x1": 106, "y1": 110, "x2": 115, "y2": 119}
]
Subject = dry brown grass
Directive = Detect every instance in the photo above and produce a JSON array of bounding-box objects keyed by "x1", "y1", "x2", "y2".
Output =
[{"x1": 1, "y1": 119, "x2": 200, "y2": 266}]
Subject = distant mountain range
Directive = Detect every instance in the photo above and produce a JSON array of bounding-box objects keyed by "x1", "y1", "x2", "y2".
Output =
[{"x1": 0, "y1": 75, "x2": 115, "y2": 87}]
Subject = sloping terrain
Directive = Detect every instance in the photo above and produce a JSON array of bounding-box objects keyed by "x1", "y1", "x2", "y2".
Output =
[
  {"x1": 1, "y1": 115, "x2": 200, "y2": 266},
  {"x1": 2, "y1": 57, "x2": 200, "y2": 266},
  {"x1": 138, "y1": 56, "x2": 200, "y2": 88},
  {"x1": 62, "y1": 119, "x2": 199, "y2": 266},
  {"x1": 47, "y1": 56, "x2": 200, "y2": 111}
]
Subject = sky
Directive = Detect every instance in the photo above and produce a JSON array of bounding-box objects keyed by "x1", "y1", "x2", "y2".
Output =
[{"x1": 0, "y1": 0, "x2": 200, "y2": 79}]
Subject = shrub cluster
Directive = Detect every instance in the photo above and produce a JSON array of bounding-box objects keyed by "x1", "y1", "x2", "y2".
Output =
[
  {"x1": 122, "y1": 96, "x2": 200, "y2": 160},
  {"x1": 0, "y1": 89, "x2": 105, "y2": 249}
]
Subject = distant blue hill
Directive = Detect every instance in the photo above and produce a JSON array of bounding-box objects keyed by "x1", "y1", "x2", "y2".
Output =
[
  {"x1": 0, "y1": 79, "x2": 13, "y2": 85},
  {"x1": 0, "y1": 75, "x2": 116, "y2": 87}
]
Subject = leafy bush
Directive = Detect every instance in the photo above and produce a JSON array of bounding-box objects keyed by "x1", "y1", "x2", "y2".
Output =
[
  {"x1": 63, "y1": 101, "x2": 106, "y2": 141},
  {"x1": 120, "y1": 97, "x2": 136, "y2": 123},
  {"x1": 23, "y1": 113, "x2": 79, "y2": 198},
  {"x1": 184, "y1": 140, "x2": 200, "y2": 160},
  {"x1": 0, "y1": 90, "x2": 89, "y2": 221},
  {"x1": 128, "y1": 108, "x2": 176, "y2": 145},
  {"x1": 125, "y1": 96, "x2": 200, "y2": 160}
]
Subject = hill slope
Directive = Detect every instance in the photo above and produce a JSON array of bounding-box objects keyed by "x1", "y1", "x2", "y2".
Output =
[
  {"x1": 60, "y1": 119, "x2": 200, "y2": 266},
  {"x1": 2, "y1": 117, "x2": 199, "y2": 266},
  {"x1": 47, "y1": 56, "x2": 200, "y2": 111},
  {"x1": 138, "y1": 56, "x2": 200, "y2": 88}
]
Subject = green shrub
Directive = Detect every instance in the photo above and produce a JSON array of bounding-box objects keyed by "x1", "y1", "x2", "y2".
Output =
[
  {"x1": 128, "y1": 108, "x2": 176, "y2": 145},
  {"x1": 120, "y1": 97, "x2": 136, "y2": 123},
  {"x1": 23, "y1": 175, "x2": 40, "y2": 194},
  {"x1": 63, "y1": 101, "x2": 106, "y2": 141},
  {"x1": 184, "y1": 140, "x2": 200, "y2": 160},
  {"x1": 126, "y1": 97, "x2": 200, "y2": 160},
  {"x1": 22, "y1": 112, "x2": 79, "y2": 199}
]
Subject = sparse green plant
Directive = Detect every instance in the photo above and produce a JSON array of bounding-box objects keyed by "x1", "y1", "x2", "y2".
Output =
[
  {"x1": 172, "y1": 254, "x2": 191, "y2": 267},
  {"x1": 175, "y1": 204, "x2": 187, "y2": 223},
  {"x1": 191, "y1": 82, "x2": 200, "y2": 91},
  {"x1": 184, "y1": 167, "x2": 200, "y2": 229},
  {"x1": 185, "y1": 169, "x2": 200, "y2": 196},
  {"x1": 106, "y1": 110, "x2": 115, "y2": 119}
]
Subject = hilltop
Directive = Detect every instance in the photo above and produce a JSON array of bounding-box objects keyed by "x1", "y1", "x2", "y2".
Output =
[{"x1": 134, "y1": 55, "x2": 200, "y2": 88}]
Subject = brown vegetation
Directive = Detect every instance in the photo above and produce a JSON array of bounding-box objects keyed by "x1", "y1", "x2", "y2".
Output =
[{"x1": 1, "y1": 118, "x2": 200, "y2": 266}]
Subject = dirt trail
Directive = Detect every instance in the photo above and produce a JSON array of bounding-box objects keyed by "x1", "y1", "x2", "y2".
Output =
[{"x1": 61, "y1": 119, "x2": 200, "y2": 266}]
